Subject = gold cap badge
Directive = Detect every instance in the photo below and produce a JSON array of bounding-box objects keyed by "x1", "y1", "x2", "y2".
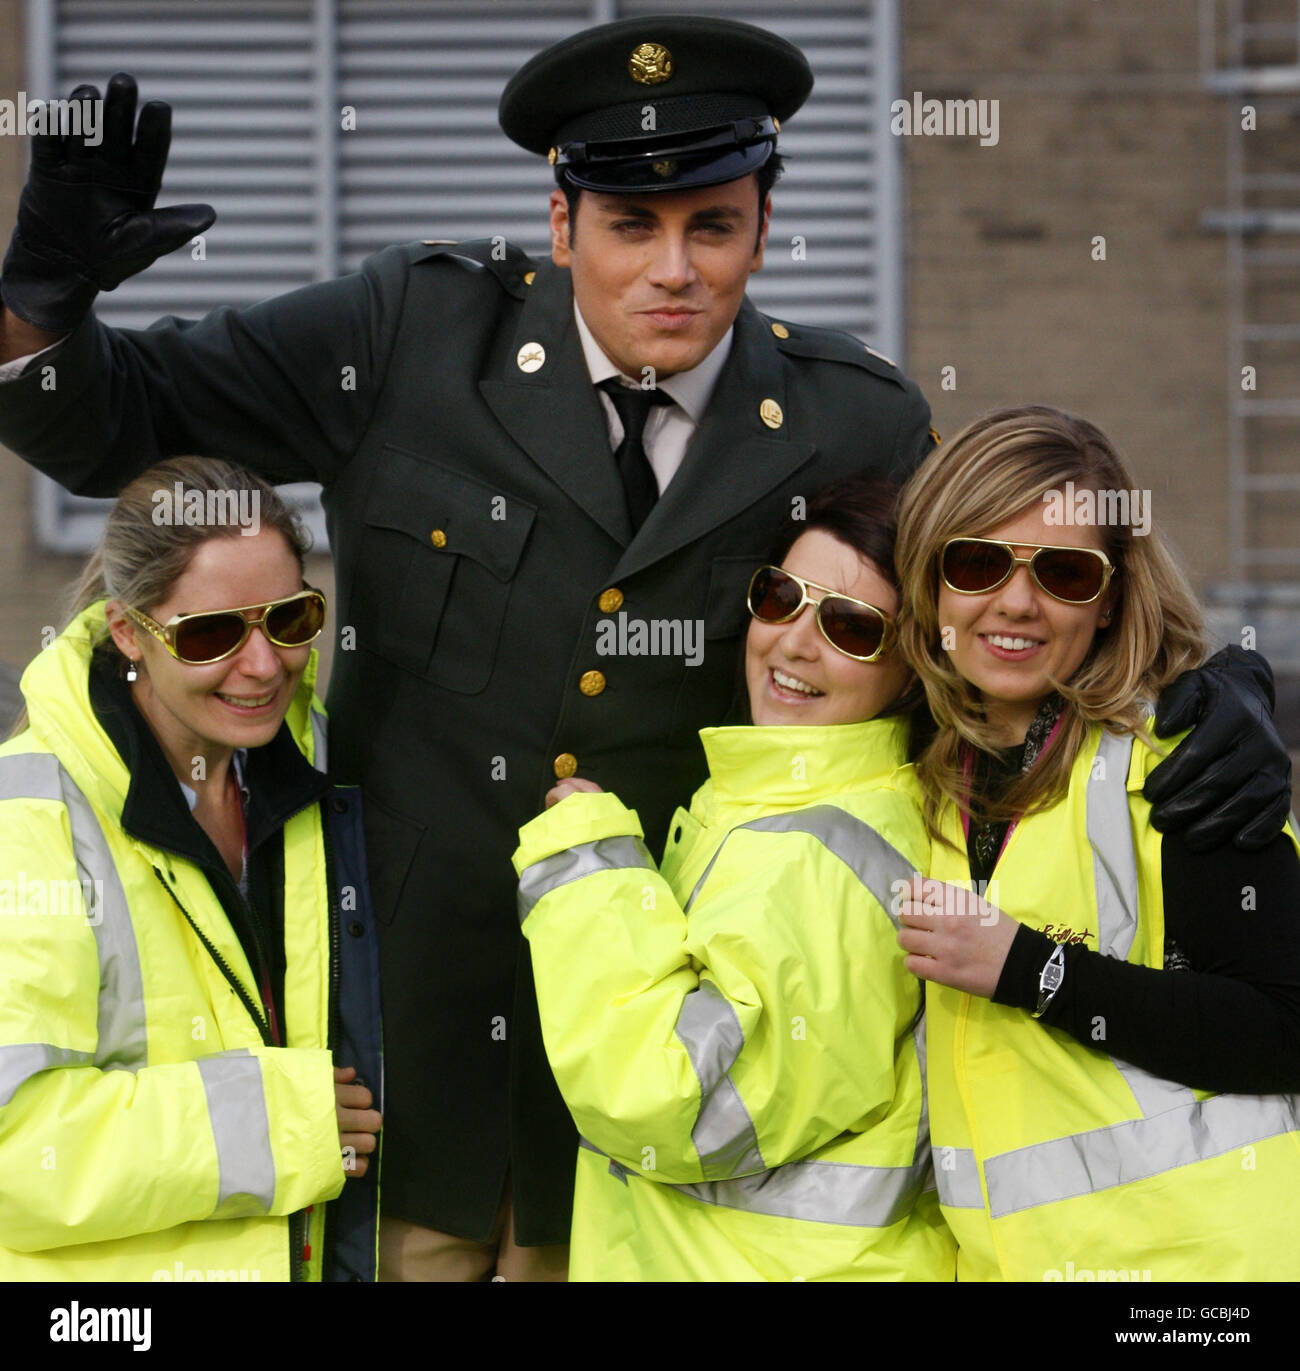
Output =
[{"x1": 629, "y1": 42, "x2": 673, "y2": 85}]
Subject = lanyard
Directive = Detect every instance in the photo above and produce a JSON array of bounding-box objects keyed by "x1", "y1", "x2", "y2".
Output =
[{"x1": 959, "y1": 710, "x2": 1066, "y2": 867}]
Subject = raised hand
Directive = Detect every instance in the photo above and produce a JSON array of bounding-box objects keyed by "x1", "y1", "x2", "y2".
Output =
[{"x1": 1, "y1": 72, "x2": 216, "y2": 332}]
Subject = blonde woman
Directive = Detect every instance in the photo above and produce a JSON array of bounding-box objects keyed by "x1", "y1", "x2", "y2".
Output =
[
  {"x1": 892, "y1": 405, "x2": 1300, "y2": 1282},
  {"x1": 0, "y1": 458, "x2": 382, "y2": 1280}
]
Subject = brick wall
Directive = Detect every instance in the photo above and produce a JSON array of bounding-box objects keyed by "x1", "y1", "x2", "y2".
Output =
[{"x1": 903, "y1": 0, "x2": 1234, "y2": 596}]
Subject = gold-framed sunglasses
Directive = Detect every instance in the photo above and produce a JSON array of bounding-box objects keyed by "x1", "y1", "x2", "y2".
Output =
[
  {"x1": 125, "y1": 586, "x2": 327, "y2": 665},
  {"x1": 940, "y1": 538, "x2": 1114, "y2": 606},
  {"x1": 747, "y1": 565, "x2": 895, "y2": 662}
]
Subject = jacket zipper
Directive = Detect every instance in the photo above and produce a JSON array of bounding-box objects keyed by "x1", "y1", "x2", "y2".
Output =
[
  {"x1": 151, "y1": 867, "x2": 273, "y2": 1046},
  {"x1": 314, "y1": 808, "x2": 343, "y2": 1281},
  {"x1": 153, "y1": 865, "x2": 310, "y2": 1279}
]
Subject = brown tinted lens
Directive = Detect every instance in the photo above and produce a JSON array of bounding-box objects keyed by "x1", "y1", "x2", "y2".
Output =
[
  {"x1": 818, "y1": 598, "x2": 886, "y2": 658},
  {"x1": 942, "y1": 540, "x2": 1013, "y2": 592},
  {"x1": 266, "y1": 593, "x2": 325, "y2": 645},
  {"x1": 173, "y1": 612, "x2": 248, "y2": 663},
  {"x1": 1033, "y1": 549, "x2": 1104, "y2": 603},
  {"x1": 749, "y1": 567, "x2": 804, "y2": 621}
]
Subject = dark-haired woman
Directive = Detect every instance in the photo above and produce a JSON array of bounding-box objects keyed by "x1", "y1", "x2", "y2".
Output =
[
  {"x1": 0, "y1": 458, "x2": 381, "y2": 1280},
  {"x1": 512, "y1": 478, "x2": 955, "y2": 1281}
]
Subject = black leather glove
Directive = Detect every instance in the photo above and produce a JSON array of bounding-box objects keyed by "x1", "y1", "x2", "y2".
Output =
[
  {"x1": 0, "y1": 73, "x2": 216, "y2": 333},
  {"x1": 1145, "y1": 646, "x2": 1292, "y2": 852}
]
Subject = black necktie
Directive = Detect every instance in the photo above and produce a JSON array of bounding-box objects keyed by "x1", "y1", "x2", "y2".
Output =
[{"x1": 599, "y1": 379, "x2": 674, "y2": 531}]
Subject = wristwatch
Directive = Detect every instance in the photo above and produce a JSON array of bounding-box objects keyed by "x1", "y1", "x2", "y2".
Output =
[{"x1": 1032, "y1": 944, "x2": 1066, "y2": 1019}]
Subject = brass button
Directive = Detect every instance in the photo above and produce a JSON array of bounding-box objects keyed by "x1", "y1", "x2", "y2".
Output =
[
  {"x1": 553, "y1": 753, "x2": 578, "y2": 779},
  {"x1": 430, "y1": 529, "x2": 447, "y2": 548},
  {"x1": 548, "y1": 147, "x2": 558, "y2": 165},
  {"x1": 771, "y1": 322, "x2": 790, "y2": 339},
  {"x1": 598, "y1": 587, "x2": 624, "y2": 613},
  {"x1": 523, "y1": 270, "x2": 536, "y2": 286},
  {"x1": 579, "y1": 670, "x2": 606, "y2": 697},
  {"x1": 759, "y1": 398, "x2": 784, "y2": 430}
]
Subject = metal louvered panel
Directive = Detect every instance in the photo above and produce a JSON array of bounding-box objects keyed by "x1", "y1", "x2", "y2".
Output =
[
  {"x1": 31, "y1": 0, "x2": 898, "y2": 553},
  {"x1": 619, "y1": 0, "x2": 898, "y2": 347},
  {"x1": 36, "y1": 0, "x2": 328, "y2": 552},
  {"x1": 337, "y1": 2, "x2": 594, "y2": 264},
  {"x1": 56, "y1": 0, "x2": 323, "y2": 327}
]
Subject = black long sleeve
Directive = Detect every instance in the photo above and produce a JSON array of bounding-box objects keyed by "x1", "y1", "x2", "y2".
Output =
[{"x1": 992, "y1": 828, "x2": 1300, "y2": 1094}]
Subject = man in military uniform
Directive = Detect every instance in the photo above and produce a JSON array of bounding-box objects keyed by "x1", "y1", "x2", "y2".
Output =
[{"x1": 0, "y1": 15, "x2": 1289, "y2": 1280}]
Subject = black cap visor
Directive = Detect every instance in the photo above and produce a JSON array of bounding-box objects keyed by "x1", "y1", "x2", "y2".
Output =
[{"x1": 558, "y1": 116, "x2": 777, "y2": 193}]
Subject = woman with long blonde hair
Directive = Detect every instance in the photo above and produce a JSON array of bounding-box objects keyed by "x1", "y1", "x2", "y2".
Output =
[{"x1": 892, "y1": 405, "x2": 1300, "y2": 1282}]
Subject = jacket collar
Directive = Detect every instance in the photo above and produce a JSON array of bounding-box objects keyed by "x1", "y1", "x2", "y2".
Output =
[
  {"x1": 698, "y1": 716, "x2": 912, "y2": 808},
  {"x1": 88, "y1": 657, "x2": 328, "y2": 866},
  {"x1": 20, "y1": 604, "x2": 328, "y2": 862},
  {"x1": 479, "y1": 262, "x2": 816, "y2": 568}
]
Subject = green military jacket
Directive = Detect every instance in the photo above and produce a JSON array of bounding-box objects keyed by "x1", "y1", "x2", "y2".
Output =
[{"x1": 0, "y1": 239, "x2": 934, "y2": 1243}]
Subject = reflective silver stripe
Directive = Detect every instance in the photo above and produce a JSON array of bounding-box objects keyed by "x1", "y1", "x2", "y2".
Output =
[
  {"x1": 672, "y1": 1153, "x2": 928, "y2": 1229},
  {"x1": 0, "y1": 754, "x2": 149, "y2": 1076},
  {"x1": 581, "y1": 1134, "x2": 929, "y2": 1229},
  {"x1": 1088, "y1": 732, "x2": 1196, "y2": 1117},
  {"x1": 685, "y1": 806, "x2": 916, "y2": 926},
  {"x1": 984, "y1": 1092, "x2": 1300, "y2": 1219},
  {"x1": 516, "y1": 835, "x2": 654, "y2": 923},
  {"x1": 0, "y1": 1042, "x2": 94, "y2": 1107},
  {"x1": 674, "y1": 981, "x2": 763, "y2": 1179},
  {"x1": 197, "y1": 1052, "x2": 277, "y2": 1215},
  {"x1": 0, "y1": 752, "x2": 62, "y2": 802},
  {"x1": 1089, "y1": 731, "x2": 1140, "y2": 961},
  {"x1": 310, "y1": 706, "x2": 328, "y2": 775},
  {"x1": 933, "y1": 1145, "x2": 984, "y2": 1209}
]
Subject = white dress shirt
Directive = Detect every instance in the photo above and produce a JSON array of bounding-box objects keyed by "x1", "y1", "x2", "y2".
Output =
[
  {"x1": 0, "y1": 335, "x2": 63, "y2": 383},
  {"x1": 573, "y1": 301, "x2": 732, "y2": 496}
]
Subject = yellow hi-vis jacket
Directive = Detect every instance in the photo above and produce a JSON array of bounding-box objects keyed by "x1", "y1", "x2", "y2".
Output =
[
  {"x1": 513, "y1": 717, "x2": 957, "y2": 1281},
  {"x1": 926, "y1": 726, "x2": 1300, "y2": 1282},
  {"x1": 0, "y1": 606, "x2": 345, "y2": 1280}
]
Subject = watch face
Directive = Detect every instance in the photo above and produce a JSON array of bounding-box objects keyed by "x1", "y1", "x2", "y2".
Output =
[{"x1": 1043, "y1": 963, "x2": 1064, "y2": 992}]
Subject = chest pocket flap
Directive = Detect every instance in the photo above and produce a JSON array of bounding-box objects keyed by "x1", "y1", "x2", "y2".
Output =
[{"x1": 356, "y1": 444, "x2": 536, "y2": 691}]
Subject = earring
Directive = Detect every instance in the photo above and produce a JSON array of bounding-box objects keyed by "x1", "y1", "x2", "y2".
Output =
[{"x1": 126, "y1": 660, "x2": 138, "y2": 682}]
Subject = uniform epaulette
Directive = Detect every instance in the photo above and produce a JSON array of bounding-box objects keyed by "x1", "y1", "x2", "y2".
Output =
[
  {"x1": 413, "y1": 238, "x2": 537, "y2": 300},
  {"x1": 763, "y1": 314, "x2": 908, "y2": 388}
]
